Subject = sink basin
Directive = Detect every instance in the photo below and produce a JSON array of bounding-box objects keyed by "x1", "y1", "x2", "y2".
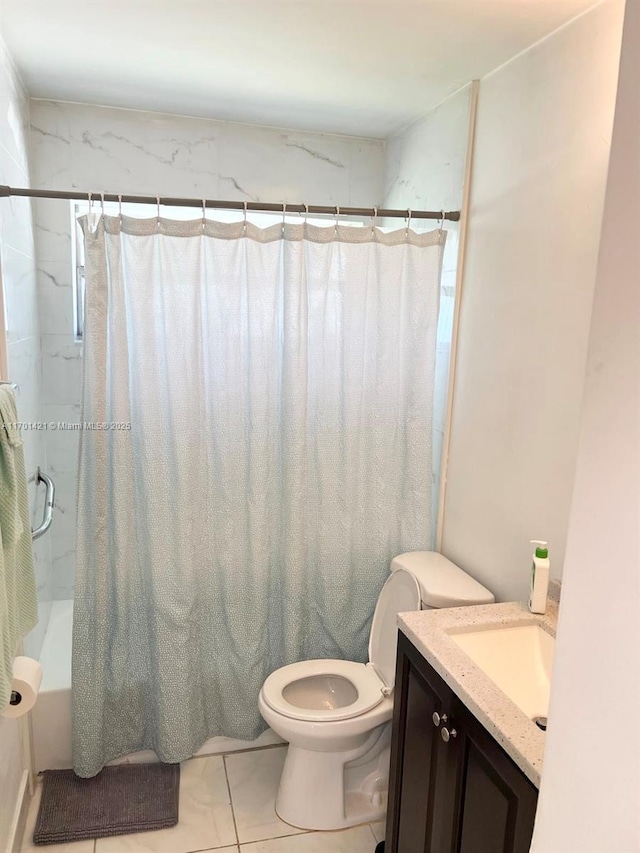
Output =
[{"x1": 450, "y1": 624, "x2": 555, "y2": 721}]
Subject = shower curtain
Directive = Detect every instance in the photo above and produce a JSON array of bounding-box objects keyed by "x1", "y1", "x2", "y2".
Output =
[{"x1": 72, "y1": 213, "x2": 445, "y2": 777}]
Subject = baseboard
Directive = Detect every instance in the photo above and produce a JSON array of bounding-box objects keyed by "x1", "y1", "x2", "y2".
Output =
[{"x1": 5, "y1": 770, "x2": 31, "y2": 853}]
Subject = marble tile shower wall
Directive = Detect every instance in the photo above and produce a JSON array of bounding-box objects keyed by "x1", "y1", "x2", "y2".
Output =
[
  {"x1": 382, "y1": 85, "x2": 471, "y2": 539},
  {"x1": 0, "y1": 39, "x2": 52, "y2": 658},
  {"x1": 0, "y1": 36, "x2": 51, "y2": 850},
  {"x1": 28, "y1": 99, "x2": 385, "y2": 599}
]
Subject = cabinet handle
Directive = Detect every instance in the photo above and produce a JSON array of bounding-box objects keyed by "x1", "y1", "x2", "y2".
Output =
[
  {"x1": 432, "y1": 712, "x2": 448, "y2": 727},
  {"x1": 441, "y1": 726, "x2": 457, "y2": 742}
]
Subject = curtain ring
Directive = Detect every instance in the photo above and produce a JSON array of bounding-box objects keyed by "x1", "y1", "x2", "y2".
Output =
[
  {"x1": 406, "y1": 208, "x2": 412, "y2": 235},
  {"x1": 100, "y1": 192, "x2": 105, "y2": 217},
  {"x1": 202, "y1": 198, "x2": 206, "y2": 227},
  {"x1": 371, "y1": 206, "x2": 378, "y2": 236},
  {"x1": 304, "y1": 203, "x2": 309, "y2": 226},
  {"x1": 439, "y1": 210, "x2": 446, "y2": 231},
  {"x1": 334, "y1": 205, "x2": 340, "y2": 237},
  {"x1": 156, "y1": 196, "x2": 161, "y2": 227},
  {"x1": 117, "y1": 194, "x2": 123, "y2": 220},
  {"x1": 87, "y1": 192, "x2": 96, "y2": 233},
  {"x1": 282, "y1": 203, "x2": 286, "y2": 236},
  {"x1": 243, "y1": 201, "x2": 248, "y2": 234}
]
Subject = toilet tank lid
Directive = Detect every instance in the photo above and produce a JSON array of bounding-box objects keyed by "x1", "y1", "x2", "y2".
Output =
[{"x1": 390, "y1": 551, "x2": 495, "y2": 608}]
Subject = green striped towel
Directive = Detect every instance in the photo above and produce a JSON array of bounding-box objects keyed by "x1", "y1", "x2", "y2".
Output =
[{"x1": 0, "y1": 386, "x2": 38, "y2": 711}]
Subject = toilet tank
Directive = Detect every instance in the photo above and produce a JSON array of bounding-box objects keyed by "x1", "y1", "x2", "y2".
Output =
[{"x1": 391, "y1": 551, "x2": 495, "y2": 609}]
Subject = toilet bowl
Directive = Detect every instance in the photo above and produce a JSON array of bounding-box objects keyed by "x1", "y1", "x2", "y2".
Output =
[{"x1": 259, "y1": 551, "x2": 494, "y2": 831}]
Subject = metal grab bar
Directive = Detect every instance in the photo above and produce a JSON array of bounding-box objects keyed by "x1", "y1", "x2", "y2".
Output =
[{"x1": 32, "y1": 468, "x2": 55, "y2": 541}]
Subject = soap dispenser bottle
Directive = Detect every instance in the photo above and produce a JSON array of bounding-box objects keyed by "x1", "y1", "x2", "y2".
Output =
[{"x1": 529, "y1": 540, "x2": 550, "y2": 614}]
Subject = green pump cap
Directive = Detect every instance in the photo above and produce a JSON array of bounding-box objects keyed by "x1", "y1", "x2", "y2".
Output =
[{"x1": 531, "y1": 540, "x2": 548, "y2": 558}]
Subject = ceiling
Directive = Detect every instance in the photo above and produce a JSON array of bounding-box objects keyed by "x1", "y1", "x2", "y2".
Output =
[{"x1": 1, "y1": 0, "x2": 601, "y2": 138}]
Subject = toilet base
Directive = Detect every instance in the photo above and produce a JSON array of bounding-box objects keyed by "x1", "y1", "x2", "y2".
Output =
[{"x1": 275, "y1": 723, "x2": 390, "y2": 831}]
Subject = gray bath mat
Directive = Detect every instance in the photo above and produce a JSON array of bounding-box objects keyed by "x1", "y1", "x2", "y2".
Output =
[{"x1": 33, "y1": 763, "x2": 180, "y2": 845}]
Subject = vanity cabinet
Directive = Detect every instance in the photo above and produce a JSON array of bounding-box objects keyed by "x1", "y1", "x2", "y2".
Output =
[{"x1": 384, "y1": 631, "x2": 538, "y2": 853}]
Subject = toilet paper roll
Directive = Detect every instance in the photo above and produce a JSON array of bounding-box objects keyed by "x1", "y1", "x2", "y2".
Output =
[{"x1": 2, "y1": 656, "x2": 42, "y2": 718}]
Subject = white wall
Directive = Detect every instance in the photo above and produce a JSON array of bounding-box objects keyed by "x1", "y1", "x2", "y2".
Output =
[
  {"x1": 383, "y1": 85, "x2": 472, "y2": 542},
  {"x1": 532, "y1": 0, "x2": 639, "y2": 847},
  {"x1": 442, "y1": 0, "x2": 624, "y2": 601},
  {"x1": 28, "y1": 100, "x2": 385, "y2": 600}
]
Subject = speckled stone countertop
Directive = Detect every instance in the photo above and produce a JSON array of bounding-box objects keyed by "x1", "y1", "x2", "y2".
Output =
[{"x1": 397, "y1": 584, "x2": 560, "y2": 788}]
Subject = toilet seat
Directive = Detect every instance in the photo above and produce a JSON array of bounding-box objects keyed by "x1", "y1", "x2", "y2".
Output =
[
  {"x1": 262, "y1": 570, "x2": 422, "y2": 725},
  {"x1": 261, "y1": 659, "x2": 385, "y2": 722}
]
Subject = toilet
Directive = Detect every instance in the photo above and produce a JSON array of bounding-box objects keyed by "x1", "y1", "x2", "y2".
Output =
[{"x1": 258, "y1": 551, "x2": 494, "y2": 831}]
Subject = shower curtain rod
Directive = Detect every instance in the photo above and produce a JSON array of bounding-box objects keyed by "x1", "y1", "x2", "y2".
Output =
[{"x1": 0, "y1": 184, "x2": 460, "y2": 222}]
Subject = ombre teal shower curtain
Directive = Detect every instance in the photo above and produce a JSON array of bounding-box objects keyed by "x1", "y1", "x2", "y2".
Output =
[{"x1": 72, "y1": 213, "x2": 445, "y2": 777}]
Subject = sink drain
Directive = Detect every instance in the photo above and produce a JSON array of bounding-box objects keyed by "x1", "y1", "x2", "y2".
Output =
[{"x1": 533, "y1": 716, "x2": 548, "y2": 731}]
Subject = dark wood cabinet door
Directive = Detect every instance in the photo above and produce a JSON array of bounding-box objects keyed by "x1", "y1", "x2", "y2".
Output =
[
  {"x1": 449, "y1": 703, "x2": 538, "y2": 853},
  {"x1": 385, "y1": 633, "x2": 457, "y2": 853},
  {"x1": 385, "y1": 633, "x2": 538, "y2": 853}
]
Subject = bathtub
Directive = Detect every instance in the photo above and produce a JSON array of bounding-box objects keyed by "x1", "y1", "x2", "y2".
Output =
[
  {"x1": 32, "y1": 600, "x2": 282, "y2": 771},
  {"x1": 33, "y1": 600, "x2": 74, "y2": 771}
]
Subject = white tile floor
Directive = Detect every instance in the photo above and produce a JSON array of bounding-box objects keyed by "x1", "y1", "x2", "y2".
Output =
[{"x1": 21, "y1": 746, "x2": 386, "y2": 853}]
